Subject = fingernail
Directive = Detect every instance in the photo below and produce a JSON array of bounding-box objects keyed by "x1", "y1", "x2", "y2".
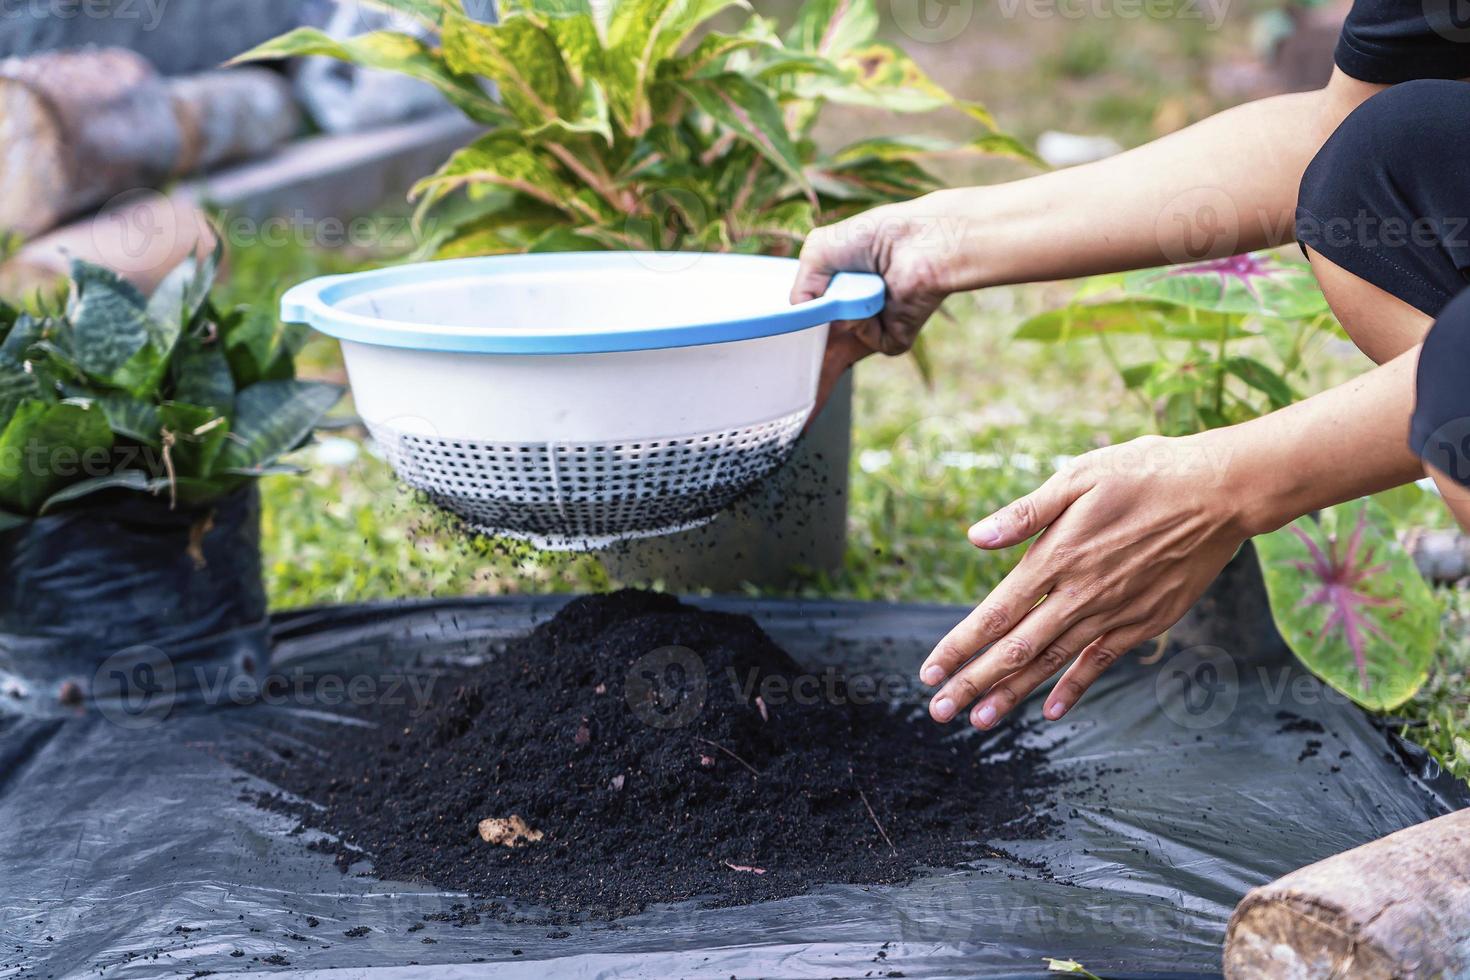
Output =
[
  {"x1": 932, "y1": 698, "x2": 955, "y2": 722},
  {"x1": 970, "y1": 519, "x2": 1001, "y2": 547},
  {"x1": 920, "y1": 665, "x2": 944, "y2": 686},
  {"x1": 1044, "y1": 700, "x2": 1067, "y2": 720},
  {"x1": 974, "y1": 703, "x2": 997, "y2": 728}
]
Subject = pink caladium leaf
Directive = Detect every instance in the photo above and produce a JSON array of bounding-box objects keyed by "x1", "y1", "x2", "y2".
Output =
[
  {"x1": 1255, "y1": 498, "x2": 1438, "y2": 710},
  {"x1": 1123, "y1": 251, "x2": 1331, "y2": 320}
]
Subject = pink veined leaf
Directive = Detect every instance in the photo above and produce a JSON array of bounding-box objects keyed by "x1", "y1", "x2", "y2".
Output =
[
  {"x1": 1156, "y1": 253, "x2": 1284, "y2": 301},
  {"x1": 1287, "y1": 508, "x2": 1398, "y2": 691},
  {"x1": 1256, "y1": 497, "x2": 1437, "y2": 711}
]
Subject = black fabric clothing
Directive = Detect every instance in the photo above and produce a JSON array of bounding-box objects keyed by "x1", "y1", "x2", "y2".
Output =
[
  {"x1": 1296, "y1": 79, "x2": 1470, "y2": 318},
  {"x1": 1336, "y1": 0, "x2": 1470, "y2": 83},
  {"x1": 1294, "y1": 63, "x2": 1470, "y2": 483},
  {"x1": 1413, "y1": 288, "x2": 1470, "y2": 487}
]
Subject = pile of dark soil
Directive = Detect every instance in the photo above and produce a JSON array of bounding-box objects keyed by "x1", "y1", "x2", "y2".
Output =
[{"x1": 246, "y1": 591, "x2": 1059, "y2": 919}]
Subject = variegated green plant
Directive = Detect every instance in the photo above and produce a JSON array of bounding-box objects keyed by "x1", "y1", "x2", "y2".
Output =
[
  {"x1": 1015, "y1": 251, "x2": 1338, "y2": 437},
  {"x1": 234, "y1": 0, "x2": 1034, "y2": 258},
  {"x1": 0, "y1": 248, "x2": 343, "y2": 529}
]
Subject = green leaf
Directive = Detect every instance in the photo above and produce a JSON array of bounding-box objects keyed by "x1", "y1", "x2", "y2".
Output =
[
  {"x1": 1256, "y1": 498, "x2": 1438, "y2": 710},
  {"x1": 831, "y1": 133, "x2": 1041, "y2": 168},
  {"x1": 221, "y1": 308, "x2": 293, "y2": 389},
  {"x1": 1158, "y1": 391, "x2": 1198, "y2": 437},
  {"x1": 442, "y1": 12, "x2": 578, "y2": 125},
  {"x1": 67, "y1": 261, "x2": 178, "y2": 396},
  {"x1": 0, "y1": 299, "x2": 18, "y2": 344},
  {"x1": 1120, "y1": 362, "x2": 1157, "y2": 389},
  {"x1": 1197, "y1": 404, "x2": 1231, "y2": 430},
  {"x1": 1225, "y1": 356, "x2": 1295, "y2": 410},
  {"x1": 677, "y1": 74, "x2": 812, "y2": 196},
  {"x1": 434, "y1": 219, "x2": 556, "y2": 258},
  {"x1": 805, "y1": 41, "x2": 994, "y2": 128},
  {"x1": 67, "y1": 262, "x2": 150, "y2": 375},
  {"x1": 544, "y1": 12, "x2": 606, "y2": 89},
  {"x1": 602, "y1": 0, "x2": 751, "y2": 130},
  {"x1": 230, "y1": 28, "x2": 508, "y2": 125},
  {"x1": 0, "y1": 507, "x2": 26, "y2": 532},
  {"x1": 1370, "y1": 482, "x2": 1434, "y2": 530},
  {"x1": 669, "y1": 21, "x2": 781, "y2": 77},
  {"x1": 1015, "y1": 300, "x2": 1249, "y2": 343},
  {"x1": 526, "y1": 78, "x2": 614, "y2": 144},
  {"x1": 736, "y1": 199, "x2": 815, "y2": 243},
  {"x1": 0, "y1": 365, "x2": 43, "y2": 434},
  {"x1": 0, "y1": 312, "x2": 44, "y2": 364},
  {"x1": 1123, "y1": 252, "x2": 1331, "y2": 319},
  {"x1": 525, "y1": 226, "x2": 607, "y2": 252},
  {"x1": 358, "y1": 0, "x2": 450, "y2": 27},
  {"x1": 160, "y1": 402, "x2": 229, "y2": 479},
  {"x1": 146, "y1": 242, "x2": 221, "y2": 334},
  {"x1": 92, "y1": 394, "x2": 162, "y2": 447},
  {"x1": 411, "y1": 133, "x2": 584, "y2": 216},
  {"x1": 786, "y1": 0, "x2": 879, "y2": 57},
  {"x1": 216, "y1": 381, "x2": 343, "y2": 474},
  {"x1": 498, "y1": 0, "x2": 594, "y2": 17},
  {"x1": 172, "y1": 332, "x2": 236, "y2": 413},
  {"x1": 811, "y1": 157, "x2": 942, "y2": 204},
  {"x1": 0, "y1": 400, "x2": 114, "y2": 514},
  {"x1": 38, "y1": 470, "x2": 154, "y2": 515}
]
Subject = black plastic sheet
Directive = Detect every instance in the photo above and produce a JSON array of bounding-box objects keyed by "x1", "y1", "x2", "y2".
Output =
[{"x1": 1, "y1": 595, "x2": 1465, "y2": 979}]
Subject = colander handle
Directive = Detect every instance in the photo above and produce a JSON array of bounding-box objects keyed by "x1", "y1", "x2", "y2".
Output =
[
  {"x1": 800, "y1": 271, "x2": 886, "y2": 323},
  {"x1": 280, "y1": 274, "x2": 351, "y2": 325}
]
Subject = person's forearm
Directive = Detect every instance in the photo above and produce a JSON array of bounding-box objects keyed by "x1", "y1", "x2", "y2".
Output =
[
  {"x1": 918, "y1": 71, "x2": 1382, "y2": 291},
  {"x1": 1210, "y1": 348, "x2": 1424, "y2": 537}
]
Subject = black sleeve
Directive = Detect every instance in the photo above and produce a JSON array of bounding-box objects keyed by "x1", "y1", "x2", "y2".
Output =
[
  {"x1": 1335, "y1": 0, "x2": 1470, "y2": 84},
  {"x1": 1412, "y1": 289, "x2": 1470, "y2": 488}
]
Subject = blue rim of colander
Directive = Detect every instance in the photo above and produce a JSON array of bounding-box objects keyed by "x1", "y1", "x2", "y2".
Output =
[{"x1": 279, "y1": 252, "x2": 886, "y2": 355}]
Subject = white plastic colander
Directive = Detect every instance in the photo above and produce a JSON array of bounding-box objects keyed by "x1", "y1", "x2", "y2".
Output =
[{"x1": 281, "y1": 252, "x2": 885, "y2": 551}]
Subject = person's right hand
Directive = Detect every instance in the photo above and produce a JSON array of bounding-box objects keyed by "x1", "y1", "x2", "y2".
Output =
[{"x1": 791, "y1": 199, "x2": 957, "y2": 417}]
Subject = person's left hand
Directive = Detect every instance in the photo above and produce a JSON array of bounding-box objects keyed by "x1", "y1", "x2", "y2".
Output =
[{"x1": 919, "y1": 433, "x2": 1255, "y2": 729}]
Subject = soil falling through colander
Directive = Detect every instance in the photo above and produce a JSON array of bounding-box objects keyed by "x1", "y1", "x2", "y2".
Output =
[{"x1": 282, "y1": 252, "x2": 884, "y2": 550}]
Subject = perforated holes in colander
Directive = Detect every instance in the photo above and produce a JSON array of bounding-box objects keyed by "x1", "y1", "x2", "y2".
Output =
[{"x1": 368, "y1": 409, "x2": 807, "y2": 545}]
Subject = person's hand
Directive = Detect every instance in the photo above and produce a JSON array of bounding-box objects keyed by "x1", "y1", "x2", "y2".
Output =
[
  {"x1": 791, "y1": 199, "x2": 957, "y2": 418},
  {"x1": 919, "y1": 433, "x2": 1253, "y2": 729}
]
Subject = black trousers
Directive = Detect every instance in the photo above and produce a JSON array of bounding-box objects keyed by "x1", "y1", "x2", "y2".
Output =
[{"x1": 1296, "y1": 78, "x2": 1470, "y2": 485}]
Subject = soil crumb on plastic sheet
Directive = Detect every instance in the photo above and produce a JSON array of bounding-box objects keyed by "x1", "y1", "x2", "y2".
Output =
[{"x1": 244, "y1": 591, "x2": 1060, "y2": 920}]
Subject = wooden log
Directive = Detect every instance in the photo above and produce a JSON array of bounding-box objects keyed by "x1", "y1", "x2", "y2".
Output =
[
  {"x1": 0, "y1": 48, "x2": 179, "y2": 236},
  {"x1": 1224, "y1": 809, "x2": 1470, "y2": 979},
  {"x1": 0, "y1": 49, "x2": 298, "y2": 239},
  {"x1": 0, "y1": 190, "x2": 215, "y2": 298},
  {"x1": 168, "y1": 68, "x2": 299, "y2": 176}
]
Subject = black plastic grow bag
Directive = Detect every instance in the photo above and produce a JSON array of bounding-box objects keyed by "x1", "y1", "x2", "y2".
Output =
[
  {"x1": 0, "y1": 595, "x2": 1464, "y2": 979},
  {"x1": 0, "y1": 485, "x2": 268, "y2": 708}
]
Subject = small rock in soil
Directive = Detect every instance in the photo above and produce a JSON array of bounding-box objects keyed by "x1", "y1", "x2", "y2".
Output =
[{"x1": 244, "y1": 591, "x2": 1060, "y2": 920}]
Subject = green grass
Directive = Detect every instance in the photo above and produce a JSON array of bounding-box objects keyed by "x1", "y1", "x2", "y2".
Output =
[{"x1": 1400, "y1": 590, "x2": 1470, "y2": 784}]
